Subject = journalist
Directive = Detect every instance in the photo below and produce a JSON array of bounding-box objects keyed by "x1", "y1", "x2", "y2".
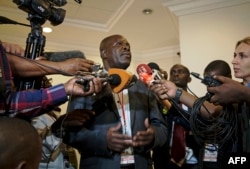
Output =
[{"x1": 0, "y1": 41, "x2": 104, "y2": 118}]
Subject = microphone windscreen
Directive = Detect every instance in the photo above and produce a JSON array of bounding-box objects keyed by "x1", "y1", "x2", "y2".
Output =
[
  {"x1": 136, "y1": 64, "x2": 154, "y2": 85},
  {"x1": 136, "y1": 64, "x2": 152, "y2": 75},
  {"x1": 148, "y1": 62, "x2": 160, "y2": 71},
  {"x1": 108, "y1": 68, "x2": 133, "y2": 93},
  {"x1": 44, "y1": 50, "x2": 85, "y2": 61},
  {"x1": 108, "y1": 74, "x2": 121, "y2": 86}
]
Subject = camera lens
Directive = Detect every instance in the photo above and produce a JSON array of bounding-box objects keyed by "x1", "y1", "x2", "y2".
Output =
[{"x1": 49, "y1": 7, "x2": 66, "y2": 26}]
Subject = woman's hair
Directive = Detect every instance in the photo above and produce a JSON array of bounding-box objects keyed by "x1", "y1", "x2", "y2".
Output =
[{"x1": 235, "y1": 36, "x2": 250, "y2": 48}]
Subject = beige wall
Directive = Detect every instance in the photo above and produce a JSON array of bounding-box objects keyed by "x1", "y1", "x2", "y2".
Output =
[{"x1": 179, "y1": 3, "x2": 250, "y2": 96}]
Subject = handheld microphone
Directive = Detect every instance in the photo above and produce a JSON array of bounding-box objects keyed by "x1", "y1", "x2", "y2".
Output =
[
  {"x1": 76, "y1": 68, "x2": 134, "y2": 93},
  {"x1": 136, "y1": 64, "x2": 154, "y2": 85},
  {"x1": 44, "y1": 50, "x2": 85, "y2": 61},
  {"x1": 136, "y1": 64, "x2": 172, "y2": 110},
  {"x1": 108, "y1": 68, "x2": 134, "y2": 93},
  {"x1": 191, "y1": 72, "x2": 221, "y2": 87},
  {"x1": 148, "y1": 62, "x2": 164, "y2": 80},
  {"x1": 76, "y1": 73, "x2": 121, "y2": 91}
]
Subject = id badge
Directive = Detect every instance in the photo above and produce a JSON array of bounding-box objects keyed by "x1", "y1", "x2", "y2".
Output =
[
  {"x1": 121, "y1": 155, "x2": 135, "y2": 165},
  {"x1": 121, "y1": 147, "x2": 135, "y2": 165},
  {"x1": 203, "y1": 144, "x2": 218, "y2": 162}
]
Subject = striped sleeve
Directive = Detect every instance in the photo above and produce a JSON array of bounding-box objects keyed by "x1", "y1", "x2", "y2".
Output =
[{"x1": 2, "y1": 84, "x2": 68, "y2": 118}]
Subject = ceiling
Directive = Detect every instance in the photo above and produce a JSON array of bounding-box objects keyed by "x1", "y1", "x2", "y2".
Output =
[{"x1": 1, "y1": 0, "x2": 249, "y2": 59}]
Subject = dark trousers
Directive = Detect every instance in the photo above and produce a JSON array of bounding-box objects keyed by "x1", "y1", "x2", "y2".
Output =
[{"x1": 120, "y1": 164, "x2": 135, "y2": 169}]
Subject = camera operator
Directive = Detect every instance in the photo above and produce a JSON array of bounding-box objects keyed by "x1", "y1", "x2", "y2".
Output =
[
  {"x1": 0, "y1": 41, "x2": 105, "y2": 118},
  {"x1": 2, "y1": 41, "x2": 25, "y2": 57}
]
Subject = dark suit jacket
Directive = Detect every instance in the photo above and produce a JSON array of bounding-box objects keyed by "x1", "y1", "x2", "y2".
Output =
[{"x1": 63, "y1": 78, "x2": 168, "y2": 169}]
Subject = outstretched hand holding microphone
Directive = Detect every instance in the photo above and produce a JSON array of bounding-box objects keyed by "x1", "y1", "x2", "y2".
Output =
[{"x1": 52, "y1": 67, "x2": 136, "y2": 135}]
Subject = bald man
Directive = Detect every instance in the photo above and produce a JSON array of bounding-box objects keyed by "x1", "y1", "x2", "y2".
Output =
[{"x1": 0, "y1": 117, "x2": 42, "y2": 169}]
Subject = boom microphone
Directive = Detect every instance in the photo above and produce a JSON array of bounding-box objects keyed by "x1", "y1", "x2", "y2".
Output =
[
  {"x1": 136, "y1": 64, "x2": 171, "y2": 110},
  {"x1": 44, "y1": 50, "x2": 85, "y2": 61}
]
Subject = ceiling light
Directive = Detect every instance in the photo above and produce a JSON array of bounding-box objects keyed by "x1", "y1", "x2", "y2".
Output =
[
  {"x1": 142, "y1": 9, "x2": 153, "y2": 15},
  {"x1": 43, "y1": 27, "x2": 52, "y2": 33}
]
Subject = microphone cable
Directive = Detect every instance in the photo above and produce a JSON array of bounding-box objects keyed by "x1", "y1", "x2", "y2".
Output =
[
  {"x1": 50, "y1": 82, "x2": 76, "y2": 169},
  {"x1": 189, "y1": 91, "x2": 238, "y2": 150},
  {"x1": 46, "y1": 79, "x2": 97, "y2": 169},
  {"x1": 167, "y1": 85, "x2": 237, "y2": 151}
]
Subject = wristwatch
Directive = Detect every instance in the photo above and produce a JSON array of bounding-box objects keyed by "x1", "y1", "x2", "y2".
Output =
[{"x1": 174, "y1": 88, "x2": 182, "y2": 103}]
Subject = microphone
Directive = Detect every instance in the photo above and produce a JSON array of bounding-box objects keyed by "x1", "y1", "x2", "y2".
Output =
[
  {"x1": 136, "y1": 64, "x2": 154, "y2": 85},
  {"x1": 76, "y1": 68, "x2": 134, "y2": 93},
  {"x1": 108, "y1": 68, "x2": 134, "y2": 93},
  {"x1": 104, "y1": 74, "x2": 121, "y2": 85},
  {"x1": 148, "y1": 62, "x2": 164, "y2": 80},
  {"x1": 76, "y1": 73, "x2": 121, "y2": 91},
  {"x1": 0, "y1": 16, "x2": 30, "y2": 27},
  {"x1": 148, "y1": 62, "x2": 160, "y2": 70},
  {"x1": 44, "y1": 50, "x2": 85, "y2": 61},
  {"x1": 136, "y1": 64, "x2": 172, "y2": 110}
]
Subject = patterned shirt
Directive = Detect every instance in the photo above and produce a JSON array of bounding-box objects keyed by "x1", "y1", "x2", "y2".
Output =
[{"x1": 0, "y1": 42, "x2": 68, "y2": 118}]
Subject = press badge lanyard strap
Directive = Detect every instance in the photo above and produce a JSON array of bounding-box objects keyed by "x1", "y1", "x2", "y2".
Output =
[
  {"x1": 116, "y1": 90, "x2": 135, "y2": 165},
  {"x1": 117, "y1": 91, "x2": 128, "y2": 134}
]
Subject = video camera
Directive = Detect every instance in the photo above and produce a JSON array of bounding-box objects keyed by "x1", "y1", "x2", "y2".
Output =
[
  {"x1": 12, "y1": 0, "x2": 69, "y2": 26},
  {"x1": 13, "y1": 0, "x2": 82, "y2": 26},
  {"x1": 12, "y1": 0, "x2": 82, "y2": 91}
]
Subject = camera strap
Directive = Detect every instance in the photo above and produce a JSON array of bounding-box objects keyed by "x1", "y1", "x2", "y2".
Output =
[
  {"x1": 0, "y1": 42, "x2": 12, "y2": 93},
  {"x1": 0, "y1": 42, "x2": 13, "y2": 115}
]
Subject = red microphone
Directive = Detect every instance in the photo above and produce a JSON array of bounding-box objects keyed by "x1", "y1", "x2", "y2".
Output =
[
  {"x1": 136, "y1": 64, "x2": 154, "y2": 86},
  {"x1": 136, "y1": 64, "x2": 172, "y2": 110}
]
